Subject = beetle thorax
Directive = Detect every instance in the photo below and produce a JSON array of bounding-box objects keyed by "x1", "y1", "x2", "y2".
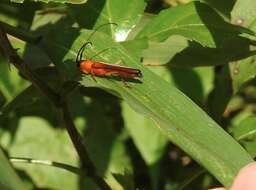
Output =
[{"x1": 80, "y1": 60, "x2": 94, "y2": 74}]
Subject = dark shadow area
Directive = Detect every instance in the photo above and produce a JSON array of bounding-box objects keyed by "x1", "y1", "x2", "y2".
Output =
[
  {"x1": 202, "y1": 0, "x2": 236, "y2": 19},
  {"x1": 0, "y1": 0, "x2": 41, "y2": 29},
  {"x1": 23, "y1": 44, "x2": 52, "y2": 70},
  {"x1": 206, "y1": 65, "x2": 233, "y2": 124},
  {"x1": 145, "y1": 0, "x2": 236, "y2": 18},
  {"x1": 125, "y1": 138, "x2": 152, "y2": 190},
  {"x1": 170, "y1": 67, "x2": 204, "y2": 107},
  {"x1": 195, "y1": 2, "x2": 246, "y2": 48},
  {"x1": 145, "y1": 0, "x2": 164, "y2": 14},
  {"x1": 169, "y1": 40, "x2": 254, "y2": 68},
  {"x1": 79, "y1": 86, "x2": 117, "y2": 99},
  {"x1": 64, "y1": 88, "x2": 126, "y2": 189},
  {"x1": 0, "y1": 90, "x2": 5, "y2": 108},
  {"x1": 153, "y1": 143, "x2": 221, "y2": 190},
  {"x1": 0, "y1": 65, "x2": 66, "y2": 131},
  {"x1": 16, "y1": 169, "x2": 38, "y2": 189},
  {"x1": 69, "y1": 0, "x2": 106, "y2": 29},
  {"x1": 21, "y1": 13, "x2": 78, "y2": 74},
  {"x1": 0, "y1": 115, "x2": 19, "y2": 145}
]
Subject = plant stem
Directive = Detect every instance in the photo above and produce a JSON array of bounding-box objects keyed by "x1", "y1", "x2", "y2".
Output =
[
  {"x1": 0, "y1": 26, "x2": 59, "y2": 104},
  {"x1": 60, "y1": 100, "x2": 111, "y2": 190},
  {"x1": 10, "y1": 157, "x2": 81, "y2": 175}
]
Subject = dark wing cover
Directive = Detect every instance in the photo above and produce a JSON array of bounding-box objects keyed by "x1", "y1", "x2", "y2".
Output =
[{"x1": 92, "y1": 62, "x2": 142, "y2": 77}]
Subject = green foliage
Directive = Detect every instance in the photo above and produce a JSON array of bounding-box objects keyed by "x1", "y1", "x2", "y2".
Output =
[
  {"x1": 10, "y1": 0, "x2": 87, "y2": 4},
  {"x1": 0, "y1": 148, "x2": 26, "y2": 190},
  {"x1": 137, "y1": 2, "x2": 254, "y2": 48},
  {"x1": 231, "y1": 0, "x2": 256, "y2": 27},
  {"x1": 9, "y1": 117, "x2": 79, "y2": 189},
  {"x1": 231, "y1": 115, "x2": 256, "y2": 158},
  {"x1": 0, "y1": 0, "x2": 256, "y2": 190}
]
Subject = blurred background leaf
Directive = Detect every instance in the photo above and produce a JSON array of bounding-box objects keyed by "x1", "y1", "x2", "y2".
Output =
[
  {"x1": 8, "y1": 116, "x2": 79, "y2": 190},
  {"x1": 231, "y1": 0, "x2": 256, "y2": 28},
  {"x1": 0, "y1": 61, "x2": 30, "y2": 103},
  {"x1": 0, "y1": 148, "x2": 26, "y2": 190},
  {"x1": 230, "y1": 115, "x2": 256, "y2": 158},
  {"x1": 10, "y1": 0, "x2": 87, "y2": 4}
]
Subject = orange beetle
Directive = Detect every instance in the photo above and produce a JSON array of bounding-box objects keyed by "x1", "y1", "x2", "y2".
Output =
[{"x1": 76, "y1": 41, "x2": 142, "y2": 82}]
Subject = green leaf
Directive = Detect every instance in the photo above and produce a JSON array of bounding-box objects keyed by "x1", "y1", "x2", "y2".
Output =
[
  {"x1": 122, "y1": 102, "x2": 168, "y2": 164},
  {"x1": 230, "y1": 57, "x2": 256, "y2": 93},
  {"x1": 239, "y1": 141, "x2": 256, "y2": 158},
  {"x1": 0, "y1": 148, "x2": 26, "y2": 190},
  {"x1": 67, "y1": 90, "x2": 132, "y2": 189},
  {"x1": 231, "y1": 0, "x2": 256, "y2": 28},
  {"x1": 249, "y1": 17, "x2": 256, "y2": 33},
  {"x1": 170, "y1": 67, "x2": 214, "y2": 105},
  {"x1": 42, "y1": 28, "x2": 253, "y2": 187},
  {"x1": 0, "y1": 62, "x2": 30, "y2": 103},
  {"x1": 70, "y1": 0, "x2": 146, "y2": 41},
  {"x1": 143, "y1": 58, "x2": 213, "y2": 112},
  {"x1": 137, "y1": 1, "x2": 254, "y2": 48},
  {"x1": 9, "y1": 116, "x2": 79, "y2": 190},
  {"x1": 10, "y1": 0, "x2": 87, "y2": 4},
  {"x1": 125, "y1": 18, "x2": 254, "y2": 68},
  {"x1": 230, "y1": 0, "x2": 256, "y2": 92},
  {"x1": 141, "y1": 35, "x2": 189, "y2": 66},
  {"x1": 232, "y1": 116, "x2": 256, "y2": 141},
  {"x1": 230, "y1": 108, "x2": 255, "y2": 128},
  {"x1": 0, "y1": 1, "x2": 40, "y2": 29},
  {"x1": 141, "y1": 59, "x2": 212, "y2": 106},
  {"x1": 121, "y1": 38, "x2": 148, "y2": 61},
  {"x1": 140, "y1": 35, "x2": 255, "y2": 67},
  {"x1": 126, "y1": 13, "x2": 155, "y2": 40},
  {"x1": 231, "y1": 116, "x2": 256, "y2": 158}
]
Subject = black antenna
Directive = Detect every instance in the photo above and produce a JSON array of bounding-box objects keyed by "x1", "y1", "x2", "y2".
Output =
[
  {"x1": 76, "y1": 23, "x2": 118, "y2": 66},
  {"x1": 86, "y1": 22, "x2": 117, "y2": 43},
  {"x1": 89, "y1": 47, "x2": 117, "y2": 60},
  {"x1": 76, "y1": 42, "x2": 92, "y2": 65}
]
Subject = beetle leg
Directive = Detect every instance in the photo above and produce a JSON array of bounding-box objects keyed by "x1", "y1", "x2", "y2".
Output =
[
  {"x1": 90, "y1": 69, "x2": 97, "y2": 82},
  {"x1": 121, "y1": 78, "x2": 131, "y2": 88}
]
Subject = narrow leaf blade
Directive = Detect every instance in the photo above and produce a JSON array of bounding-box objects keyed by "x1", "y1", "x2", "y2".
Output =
[{"x1": 42, "y1": 28, "x2": 253, "y2": 187}]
